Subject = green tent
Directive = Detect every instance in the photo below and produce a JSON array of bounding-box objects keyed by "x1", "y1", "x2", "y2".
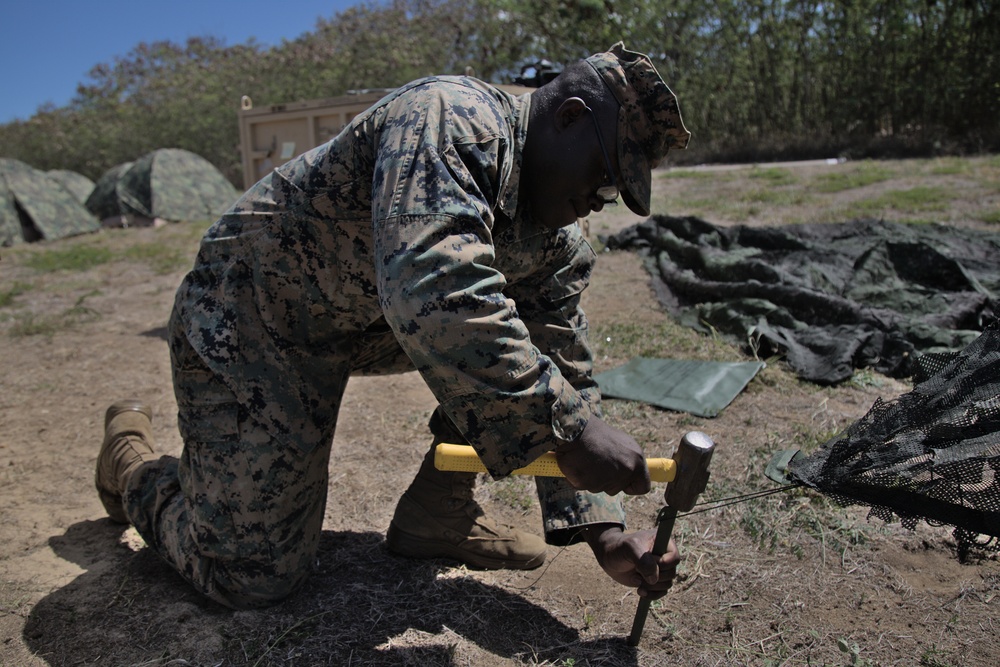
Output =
[
  {"x1": 85, "y1": 148, "x2": 239, "y2": 225},
  {"x1": 85, "y1": 162, "x2": 134, "y2": 222},
  {"x1": 46, "y1": 169, "x2": 96, "y2": 205},
  {"x1": 0, "y1": 159, "x2": 100, "y2": 246}
]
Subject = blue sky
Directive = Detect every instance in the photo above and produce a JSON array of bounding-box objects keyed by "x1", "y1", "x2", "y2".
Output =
[{"x1": 0, "y1": 0, "x2": 363, "y2": 124}]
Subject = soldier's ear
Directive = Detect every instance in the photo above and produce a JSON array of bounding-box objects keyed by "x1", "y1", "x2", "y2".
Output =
[{"x1": 553, "y1": 97, "x2": 588, "y2": 132}]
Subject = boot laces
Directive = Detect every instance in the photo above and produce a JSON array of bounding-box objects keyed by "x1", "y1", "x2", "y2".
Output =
[{"x1": 445, "y1": 474, "x2": 479, "y2": 512}]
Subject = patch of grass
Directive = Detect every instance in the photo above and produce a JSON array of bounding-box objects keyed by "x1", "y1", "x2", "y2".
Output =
[
  {"x1": 789, "y1": 495, "x2": 873, "y2": 556},
  {"x1": 0, "y1": 281, "x2": 32, "y2": 308},
  {"x1": 675, "y1": 195, "x2": 735, "y2": 214},
  {"x1": 927, "y1": 158, "x2": 971, "y2": 177},
  {"x1": 8, "y1": 291, "x2": 101, "y2": 337},
  {"x1": 747, "y1": 167, "x2": 798, "y2": 186},
  {"x1": 877, "y1": 185, "x2": 952, "y2": 210},
  {"x1": 22, "y1": 244, "x2": 114, "y2": 272},
  {"x1": 740, "y1": 188, "x2": 812, "y2": 206},
  {"x1": 9, "y1": 312, "x2": 62, "y2": 337},
  {"x1": 489, "y1": 475, "x2": 536, "y2": 512},
  {"x1": 920, "y1": 646, "x2": 957, "y2": 667},
  {"x1": 849, "y1": 369, "x2": 886, "y2": 389},
  {"x1": 592, "y1": 319, "x2": 739, "y2": 362},
  {"x1": 660, "y1": 169, "x2": 723, "y2": 182},
  {"x1": 0, "y1": 579, "x2": 32, "y2": 618},
  {"x1": 978, "y1": 209, "x2": 1000, "y2": 226},
  {"x1": 842, "y1": 185, "x2": 952, "y2": 220},
  {"x1": 123, "y1": 242, "x2": 189, "y2": 274},
  {"x1": 737, "y1": 487, "x2": 876, "y2": 562},
  {"x1": 739, "y1": 499, "x2": 782, "y2": 553},
  {"x1": 10, "y1": 221, "x2": 204, "y2": 278},
  {"x1": 812, "y1": 161, "x2": 895, "y2": 193}
]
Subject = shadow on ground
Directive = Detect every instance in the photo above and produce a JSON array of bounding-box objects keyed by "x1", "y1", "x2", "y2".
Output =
[{"x1": 24, "y1": 521, "x2": 637, "y2": 666}]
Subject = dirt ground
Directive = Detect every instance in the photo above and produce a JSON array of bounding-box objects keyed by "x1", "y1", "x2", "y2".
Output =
[{"x1": 1, "y1": 160, "x2": 999, "y2": 666}]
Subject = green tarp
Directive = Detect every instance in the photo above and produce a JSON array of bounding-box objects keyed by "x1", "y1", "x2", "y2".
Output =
[{"x1": 595, "y1": 357, "x2": 765, "y2": 417}]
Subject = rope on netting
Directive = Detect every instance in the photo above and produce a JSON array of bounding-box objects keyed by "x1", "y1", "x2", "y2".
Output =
[{"x1": 679, "y1": 482, "x2": 805, "y2": 517}]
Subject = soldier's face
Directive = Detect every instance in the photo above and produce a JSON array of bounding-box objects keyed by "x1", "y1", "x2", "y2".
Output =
[{"x1": 524, "y1": 99, "x2": 619, "y2": 229}]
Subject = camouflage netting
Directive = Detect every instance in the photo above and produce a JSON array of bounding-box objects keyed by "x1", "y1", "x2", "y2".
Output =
[
  {"x1": 605, "y1": 215, "x2": 1000, "y2": 384},
  {"x1": 604, "y1": 215, "x2": 1000, "y2": 551},
  {"x1": 788, "y1": 321, "x2": 1000, "y2": 553}
]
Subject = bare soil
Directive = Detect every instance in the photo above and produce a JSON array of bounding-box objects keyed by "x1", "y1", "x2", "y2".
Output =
[{"x1": 1, "y1": 159, "x2": 998, "y2": 666}]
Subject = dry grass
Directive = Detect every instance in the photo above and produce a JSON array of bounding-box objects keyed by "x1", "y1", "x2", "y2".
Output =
[{"x1": 1, "y1": 156, "x2": 999, "y2": 666}]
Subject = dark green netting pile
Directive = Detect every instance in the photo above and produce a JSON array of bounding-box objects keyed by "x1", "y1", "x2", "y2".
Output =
[{"x1": 605, "y1": 216, "x2": 1000, "y2": 384}]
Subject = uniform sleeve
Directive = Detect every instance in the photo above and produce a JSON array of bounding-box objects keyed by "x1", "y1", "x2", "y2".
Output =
[
  {"x1": 503, "y1": 225, "x2": 626, "y2": 544},
  {"x1": 371, "y1": 84, "x2": 592, "y2": 476}
]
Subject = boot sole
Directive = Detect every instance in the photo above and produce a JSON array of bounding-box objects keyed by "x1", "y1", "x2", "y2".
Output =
[
  {"x1": 386, "y1": 523, "x2": 545, "y2": 570},
  {"x1": 98, "y1": 488, "x2": 130, "y2": 524}
]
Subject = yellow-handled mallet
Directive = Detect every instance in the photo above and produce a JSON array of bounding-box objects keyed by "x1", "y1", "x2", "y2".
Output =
[{"x1": 434, "y1": 443, "x2": 677, "y2": 483}]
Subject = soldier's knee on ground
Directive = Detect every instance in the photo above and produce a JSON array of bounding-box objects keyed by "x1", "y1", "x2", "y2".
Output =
[{"x1": 207, "y1": 554, "x2": 313, "y2": 610}]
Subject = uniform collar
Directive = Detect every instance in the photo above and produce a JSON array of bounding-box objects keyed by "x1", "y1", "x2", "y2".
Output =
[{"x1": 497, "y1": 92, "x2": 531, "y2": 222}]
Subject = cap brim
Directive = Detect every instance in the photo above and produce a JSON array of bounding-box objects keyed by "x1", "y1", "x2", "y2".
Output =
[{"x1": 616, "y1": 108, "x2": 652, "y2": 217}]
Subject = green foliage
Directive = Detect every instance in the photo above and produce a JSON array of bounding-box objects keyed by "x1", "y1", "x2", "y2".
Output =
[
  {"x1": 838, "y1": 637, "x2": 877, "y2": 667},
  {"x1": 920, "y1": 646, "x2": 957, "y2": 667},
  {"x1": 1, "y1": 0, "x2": 998, "y2": 185},
  {"x1": 739, "y1": 187, "x2": 809, "y2": 206}
]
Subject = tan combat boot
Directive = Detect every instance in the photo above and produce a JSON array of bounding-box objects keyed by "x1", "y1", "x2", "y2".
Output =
[
  {"x1": 386, "y1": 444, "x2": 547, "y2": 570},
  {"x1": 95, "y1": 400, "x2": 154, "y2": 524}
]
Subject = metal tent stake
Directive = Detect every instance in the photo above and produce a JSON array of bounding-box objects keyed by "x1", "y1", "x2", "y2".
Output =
[{"x1": 628, "y1": 431, "x2": 715, "y2": 647}]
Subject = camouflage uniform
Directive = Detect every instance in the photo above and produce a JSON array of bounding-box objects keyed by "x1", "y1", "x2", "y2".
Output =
[{"x1": 124, "y1": 75, "x2": 625, "y2": 609}]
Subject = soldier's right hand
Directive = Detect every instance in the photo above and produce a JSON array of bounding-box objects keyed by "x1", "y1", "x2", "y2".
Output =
[{"x1": 554, "y1": 416, "x2": 651, "y2": 496}]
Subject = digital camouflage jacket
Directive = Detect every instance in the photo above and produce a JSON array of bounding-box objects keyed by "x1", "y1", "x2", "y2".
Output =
[{"x1": 173, "y1": 75, "x2": 626, "y2": 542}]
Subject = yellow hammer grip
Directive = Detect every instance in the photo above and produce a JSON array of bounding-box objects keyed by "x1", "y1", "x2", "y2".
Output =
[{"x1": 434, "y1": 443, "x2": 676, "y2": 483}]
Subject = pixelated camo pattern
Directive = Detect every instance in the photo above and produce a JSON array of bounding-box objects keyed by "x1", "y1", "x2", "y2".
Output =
[
  {"x1": 172, "y1": 76, "x2": 619, "y2": 534},
  {"x1": 429, "y1": 407, "x2": 625, "y2": 545},
  {"x1": 585, "y1": 42, "x2": 690, "y2": 215}
]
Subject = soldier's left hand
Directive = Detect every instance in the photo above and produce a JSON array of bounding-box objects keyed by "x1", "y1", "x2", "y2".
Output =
[{"x1": 585, "y1": 525, "x2": 681, "y2": 600}]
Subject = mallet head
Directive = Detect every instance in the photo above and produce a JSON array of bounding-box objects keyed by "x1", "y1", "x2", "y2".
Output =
[{"x1": 665, "y1": 431, "x2": 716, "y2": 512}]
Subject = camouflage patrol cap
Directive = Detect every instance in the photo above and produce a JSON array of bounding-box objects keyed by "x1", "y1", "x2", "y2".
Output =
[{"x1": 584, "y1": 42, "x2": 691, "y2": 216}]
